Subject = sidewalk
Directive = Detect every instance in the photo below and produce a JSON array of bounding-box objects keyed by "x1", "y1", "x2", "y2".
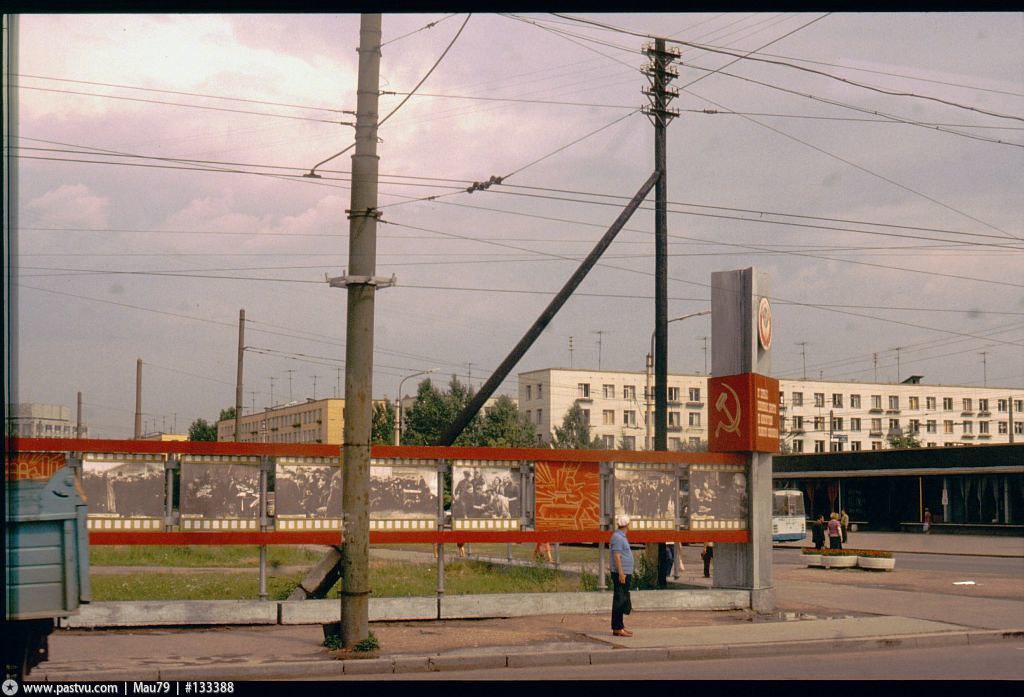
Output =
[
  {"x1": 774, "y1": 530, "x2": 1024, "y2": 557},
  {"x1": 33, "y1": 532, "x2": 1024, "y2": 681}
]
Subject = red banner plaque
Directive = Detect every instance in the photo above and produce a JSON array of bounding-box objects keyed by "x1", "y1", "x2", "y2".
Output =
[
  {"x1": 534, "y1": 461, "x2": 601, "y2": 531},
  {"x1": 708, "y1": 372, "x2": 780, "y2": 453}
]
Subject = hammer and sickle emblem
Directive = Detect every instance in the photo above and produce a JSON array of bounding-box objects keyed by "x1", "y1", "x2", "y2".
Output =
[{"x1": 714, "y1": 384, "x2": 741, "y2": 437}]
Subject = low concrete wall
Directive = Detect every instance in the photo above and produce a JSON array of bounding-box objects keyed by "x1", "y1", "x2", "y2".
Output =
[
  {"x1": 63, "y1": 600, "x2": 278, "y2": 628},
  {"x1": 279, "y1": 597, "x2": 438, "y2": 624},
  {"x1": 63, "y1": 589, "x2": 751, "y2": 628}
]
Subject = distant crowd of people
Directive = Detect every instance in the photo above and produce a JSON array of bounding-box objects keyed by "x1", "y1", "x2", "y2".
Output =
[
  {"x1": 274, "y1": 466, "x2": 342, "y2": 518},
  {"x1": 183, "y1": 466, "x2": 260, "y2": 518},
  {"x1": 616, "y1": 477, "x2": 674, "y2": 519},
  {"x1": 370, "y1": 473, "x2": 437, "y2": 516}
]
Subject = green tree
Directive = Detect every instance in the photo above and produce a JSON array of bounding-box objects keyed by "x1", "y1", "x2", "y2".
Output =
[
  {"x1": 371, "y1": 400, "x2": 396, "y2": 445},
  {"x1": 480, "y1": 394, "x2": 538, "y2": 447},
  {"x1": 888, "y1": 429, "x2": 922, "y2": 449},
  {"x1": 188, "y1": 418, "x2": 217, "y2": 441},
  {"x1": 402, "y1": 376, "x2": 483, "y2": 446},
  {"x1": 551, "y1": 403, "x2": 603, "y2": 449},
  {"x1": 219, "y1": 406, "x2": 237, "y2": 422}
]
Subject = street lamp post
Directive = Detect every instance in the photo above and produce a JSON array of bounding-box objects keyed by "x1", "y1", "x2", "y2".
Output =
[
  {"x1": 395, "y1": 369, "x2": 436, "y2": 445},
  {"x1": 645, "y1": 310, "x2": 710, "y2": 450}
]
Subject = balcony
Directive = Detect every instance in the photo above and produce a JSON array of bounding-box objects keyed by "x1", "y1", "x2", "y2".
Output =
[
  {"x1": 575, "y1": 396, "x2": 593, "y2": 403},
  {"x1": 869, "y1": 430, "x2": 883, "y2": 437},
  {"x1": 961, "y1": 434, "x2": 975, "y2": 439},
  {"x1": 869, "y1": 407, "x2": 883, "y2": 414},
  {"x1": 978, "y1": 433, "x2": 992, "y2": 439},
  {"x1": 961, "y1": 410, "x2": 974, "y2": 417},
  {"x1": 885, "y1": 409, "x2": 901, "y2": 415},
  {"x1": 978, "y1": 410, "x2": 991, "y2": 417},
  {"x1": 667, "y1": 425, "x2": 683, "y2": 432},
  {"x1": 686, "y1": 401, "x2": 704, "y2": 408}
]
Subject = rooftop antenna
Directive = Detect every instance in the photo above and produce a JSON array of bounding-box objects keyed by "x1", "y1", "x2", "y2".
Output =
[
  {"x1": 569, "y1": 336, "x2": 575, "y2": 369},
  {"x1": 592, "y1": 330, "x2": 607, "y2": 370},
  {"x1": 796, "y1": 341, "x2": 808, "y2": 380}
]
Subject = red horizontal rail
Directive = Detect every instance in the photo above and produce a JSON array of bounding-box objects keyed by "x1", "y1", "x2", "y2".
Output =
[
  {"x1": 8, "y1": 438, "x2": 746, "y2": 466},
  {"x1": 88, "y1": 530, "x2": 749, "y2": 545}
]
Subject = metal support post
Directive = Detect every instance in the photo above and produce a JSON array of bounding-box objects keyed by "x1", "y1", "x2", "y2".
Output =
[
  {"x1": 258, "y1": 457, "x2": 270, "y2": 600},
  {"x1": 338, "y1": 12, "x2": 383, "y2": 649},
  {"x1": 598, "y1": 542, "x2": 607, "y2": 589},
  {"x1": 436, "y1": 468, "x2": 445, "y2": 619}
]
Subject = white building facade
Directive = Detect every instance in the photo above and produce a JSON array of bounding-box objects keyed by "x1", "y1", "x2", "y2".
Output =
[
  {"x1": 5, "y1": 403, "x2": 88, "y2": 438},
  {"x1": 518, "y1": 368, "x2": 1024, "y2": 452}
]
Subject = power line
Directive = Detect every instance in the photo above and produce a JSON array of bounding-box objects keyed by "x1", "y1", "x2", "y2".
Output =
[
  {"x1": 550, "y1": 13, "x2": 1024, "y2": 123},
  {"x1": 683, "y1": 87, "x2": 1024, "y2": 241},
  {"x1": 307, "y1": 13, "x2": 472, "y2": 176},
  {"x1": 15, "y1": 84, "x2": 351, "y2": 124},
  {"x1": 15, "y1": 73, "x2": 353, "y2": 114}
]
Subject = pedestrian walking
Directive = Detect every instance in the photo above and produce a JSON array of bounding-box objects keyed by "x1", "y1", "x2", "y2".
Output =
[
  {"x1": 827, "y1": 512, "x2": 843, "y2": 549},
  {"x1": 811, "y1": 515, "x2": 826, "y2": 550},
  {"x1": 840, "y1": 509, "x2": 850, "y2": 543},
  {"x1": 701, "y1": 541, "x2": 714, "y2": 578},
  {"x1": 923, "y1": 508, "x2": 932, "y2": 534},
  {"x1": 610, "y1": 514, "x2": 634, "y2": 637},
  {"x1": 671, "y1": 541, "x2": 685, "y2": 579}
]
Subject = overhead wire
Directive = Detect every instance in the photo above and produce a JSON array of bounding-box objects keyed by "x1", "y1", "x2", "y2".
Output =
[
  {"x1": 550, "y1": 12, "x2": 1024, "y2": 122},
  {"x1": 307, "y1": 13, "x2": 472, "y2": 176}
]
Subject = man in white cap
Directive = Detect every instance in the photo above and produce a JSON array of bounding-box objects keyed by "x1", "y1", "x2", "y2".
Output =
[{"x1": 610, "y1": 514, "x2": 634, "y2": 637}]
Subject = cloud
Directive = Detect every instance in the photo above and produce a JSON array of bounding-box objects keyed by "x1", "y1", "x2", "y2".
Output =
[{"x1": 25, "y1": 184, "x2": 110, "y2": 227}]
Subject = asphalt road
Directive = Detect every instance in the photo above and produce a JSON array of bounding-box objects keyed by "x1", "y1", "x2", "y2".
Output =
[
  {"x1": 331, "y1": 642, "x2": 1024, "y2": 681},
  {"x1": 772, "y1": 547, "x2": 1024, "y2": 575}
]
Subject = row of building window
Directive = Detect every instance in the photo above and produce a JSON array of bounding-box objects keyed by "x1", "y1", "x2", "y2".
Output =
[
  {"x1": 789, "y1": 393, "x2": 1023, "y2": 413},
  {"x1": 524, "y1": 408, "x2": 704, "y2": 429},
  {"x1": 786, "y1": 415, "x2": 1022, "y2": 435},
  {"x1": 526, "y1": 383, "x2": 704, "y2": 403},
  {"x1": 7, "y1": 422, "x2": 79, "y2": 436}
]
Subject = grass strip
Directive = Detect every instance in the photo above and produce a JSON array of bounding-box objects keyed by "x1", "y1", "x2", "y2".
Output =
[{"x1": 89, "y1": 559, "x2": 586, "y2": 601}]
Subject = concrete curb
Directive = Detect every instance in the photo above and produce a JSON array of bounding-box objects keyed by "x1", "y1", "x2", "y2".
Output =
[{"x1": 38, "y1": 628, "x2": 1024, "y2": 681}]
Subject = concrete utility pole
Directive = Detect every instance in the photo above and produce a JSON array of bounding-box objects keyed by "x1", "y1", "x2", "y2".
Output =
[
  {"x1": 979, "y1": 351, "x2": 988, "y2": 387},
  {"x1": 796, "y1": 341, "x2": 808, "y2": 380},
  {"x1": 235, "y1": 309, "x2": 245, "y2": 441},
  {"x1": 593, "y1": 330, "x2": 606, "y2": 370},
  {"x1": 134, "y1": 358, "x2": 142, "y2": 438},
  {"x1": 337, "y1": 13, "x2": 384, "y2": 649},
  {"x1": 642, "y1": 38, "x2": 680, "y2": 452},
  {"x1": 286, "y1": 369, "x2": 296, "y2": 403},
  {"x1": 76, "y1": 391, "x2": 82, "y2": 438}
]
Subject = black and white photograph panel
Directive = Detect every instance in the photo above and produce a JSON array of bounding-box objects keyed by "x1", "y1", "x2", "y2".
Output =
[
  {"x1": 613, "y1": 463, "x2": 676, "y2": 530},
  {"x1": 369, "y1": 463, "x2": 439, "y2": 521},
  {"x1": 179, "y1": 458, "x2": 261, "y2": 530},
  {"x1": 688, "y1": 463, "x2": 749, "y2": 531},
  {"x1": 451, "y1": 462, "x2": 521, "y2": 529},
  {"x1": 274, "y1": 461, "x2": 342, "y2": 519},
  {"x1": 82, "y1": 454, "x2": 165, "y2": 530}
]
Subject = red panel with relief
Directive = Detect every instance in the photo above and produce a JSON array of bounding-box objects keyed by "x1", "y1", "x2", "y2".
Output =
[{"x1": 708, "y1": 373, "x2": 780, "y2": 453}]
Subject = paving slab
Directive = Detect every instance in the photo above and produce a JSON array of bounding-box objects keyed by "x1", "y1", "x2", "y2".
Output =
[{"x1": 589, "y1": 616, "x2": 964, "y2": 649}]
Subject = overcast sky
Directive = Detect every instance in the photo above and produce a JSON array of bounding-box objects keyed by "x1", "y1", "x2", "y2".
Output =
[{"x1": 7, "y1": 12, "x2": 1024, "y2": 437}]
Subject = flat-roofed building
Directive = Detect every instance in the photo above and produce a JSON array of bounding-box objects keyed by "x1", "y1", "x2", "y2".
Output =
[
  {"x1": 5, "y1": 403, "x2": 88, "y2": 438},
  {"x1": 518, "y1": 368, "x2": 1023, "y2": 452}
]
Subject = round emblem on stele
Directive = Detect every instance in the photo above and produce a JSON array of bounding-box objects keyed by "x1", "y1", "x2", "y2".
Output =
[{"x1": 758, "y1": 296, "x2": 772, "y2": 350}]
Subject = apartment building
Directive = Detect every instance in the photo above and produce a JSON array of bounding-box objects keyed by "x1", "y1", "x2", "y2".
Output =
[
  {"x1": 216, "y1": 399, "x2": 347, "y2": 444},
  {"x1": 5, "y1": 403, "x2": 88, "y2": 438},
  {"x1": 518, "y1": 368, "x2": 1023, "y2": 452}
]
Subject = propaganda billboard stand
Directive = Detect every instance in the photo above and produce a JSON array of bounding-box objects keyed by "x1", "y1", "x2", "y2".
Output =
[{"x1": 708, "y1": 267, "x2": 778, "y2": 612}]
